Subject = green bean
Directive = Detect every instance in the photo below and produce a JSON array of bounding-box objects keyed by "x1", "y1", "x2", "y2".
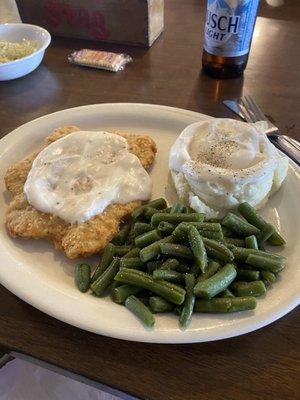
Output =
[
  {"x1": 190, "y1": 223, "x2": 224, "y2": 232},
  {"x1": 147, "y1": 261, "x2": 162, "y2": 274},
  {"x1": 131, "y1": 198, "x2": 167, "y2": 219},
  {"x1": 159, "y1": 258, "x2": 180, "y2": 270},
  {"x1": 91, "y1": 243, "x2": 115, "y2": 283},
  {"x1": 170, "y1": 203, "x2": 185, "y2": 214},
  {"x1": 179, "y1": 274, "x2": 196, "y2": 328},
  {"x1": 125, "y1": 295, "x2": 155, "y2": 327},
  {"x1": 189, "y1": 262, "x2": 201, "y2": 276},
  {"x1": 200, "y1": 231, "x2": 224, "y2": 241},
  {"x1": 159, "y1": 243, "x2": 194, "y2": 260},
  {"x1": 194, "y1": 297, "x2": 257, "y2": 313},
  {"x1": 261, "y1": 271, "x2": 277, "y2": 286},
  {"x1": 238, "y1": 202, "x2": 285, "y2": 246},
  {"x1": 258, "y1": 224, "x2": 275, "y2": 244},
  {"x1": 245, "y1": 235, "x2": 258, "y2": 250},
  {"x1": 140, "y1": 235, "x2": 176, "y2": 262},
  {"x1": 134, "y1": 229, "x2": 162, "y2": 249},
  {"x1": 122, "y1": 247, "x2": 140, "y2": 259},
  {"x1": 188, "y1": 226, "x2": 207, "y2": 273},
  {"x1": 131, "y1": 207, "x2": 146, "y2": 221},
  {"x1": 146, "y1": 198, "x2": 168, "y2": 209},
  {"x1": 114, "y1": 268, "x2": 186, "y2": 305},
  {"x1": 217, "y1": 289, "x2": 235, "y2": 298},
  {"x1": 131, "y1": 222, "x2": 153, "y2": 237},
  {"x1": 173, "y1": 222, "x2": 223, "y2": 241},
  {"x1": 236, "y1": 269, "x2": 260, "y2": 281},
  {"x1": 111, "y1": 284, "x2": 143, "y2": 304},
  {"x1": 75, "y1": 201, "x2": 287, "y2": 324},
  {"x1": 112, "y1": 223, "x2": 131, "y2": 245},
  {"x1": 194, "y1": 264, "x2": 237, "y2": 299},
  {"x1": 202, "y1": 237, "x2": 234, "y2": 262},
  {"x1": 266, "y1": 232, "x2": 286, "y2": 247},
  {"x1": 75, "y1": 263, "x2": 91, "y2": 293},
  {"x1": 151, "y1": 212, "x2": 204, "y2": 227},
  {"x1": 228, "y1": 297, "x2": 257, "y2": 312},
  {"x1": 153, "y1": 269, "x2": 183, "y2": 283},
  {"x1": 119, "y1": 257, "x2": 146, "y2": 270},
  {"x1": 144, "y1": 206, "x2": 166, "y2": 219},
  {"x1": 113, "y1": 245, "x2": 132, "y2": 256},
  {"x1": 90, "y1": 258, "x2": 119, "y2": 296},
  {"x1": 245, "y1": 254, "x2": 285, "y2": 273},
  {"x1": 157, "y1": 221, "x2": 176, "y2": 235},
  {"x1": 149, "y1": 296, "x2": 174, "y2": 313},
  {"x1": 134, "y1": 204, "x2": 168, "y2": 221},
  {"x1": 222, "y1": 213, "x2": 260, "y2": 237},
  {"x1": 198, "y1": 260, "x2": 220, "y2": 282},
  {"x1": 194, "y1": 298, "x2": 230, "y2": 312},
  {"x1": 205, "y1": 218, "x2": 222, "y2": 223},
  {"x1": 224, "y1": 237, "x2": 246, "y2": 247},
  {"x1": 201, "y1": 225, "x2": 224, "y2": 235},
  {"x1": 230, "y1": 246, "x2": 286, "y2": 263},
  {"x1": 234, "y1": 281, "x2": 266, "y2": 297}
]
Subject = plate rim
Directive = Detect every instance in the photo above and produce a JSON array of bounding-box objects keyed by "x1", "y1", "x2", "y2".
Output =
[
  {"x1": 0, "y1": 102, "x2": 299, "y2": 344},
  {"x1": 0, "y1": 102, "x2": 207, "y2": 148}
]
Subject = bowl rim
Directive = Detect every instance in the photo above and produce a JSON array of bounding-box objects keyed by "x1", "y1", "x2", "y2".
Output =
[{"x1": 0, "y1": 23, "x2": 51, "y2": 67}]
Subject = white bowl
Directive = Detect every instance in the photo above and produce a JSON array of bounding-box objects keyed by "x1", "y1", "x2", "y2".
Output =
[{"x1": 0, "y1": 23, "x2": 51, "y2": 81}]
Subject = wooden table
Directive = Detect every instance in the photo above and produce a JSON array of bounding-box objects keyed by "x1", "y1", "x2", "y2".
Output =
[{"x1": 0, "y1": 1, "x2": 299, "y2": 399}]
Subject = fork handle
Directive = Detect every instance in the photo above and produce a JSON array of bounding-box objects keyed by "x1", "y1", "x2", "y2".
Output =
[{"x1": 268, "y1": 134, "x2": 300, "y2": 166}]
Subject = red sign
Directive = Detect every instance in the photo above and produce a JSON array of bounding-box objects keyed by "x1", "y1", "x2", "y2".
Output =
[{"x1": 44, "y1": 0, "x2": 110, "y2": 40}]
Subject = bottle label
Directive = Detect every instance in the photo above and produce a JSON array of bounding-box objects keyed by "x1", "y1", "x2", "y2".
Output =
[{"x1": 204, "y1": 0, "x2": 260, "y2": 57}]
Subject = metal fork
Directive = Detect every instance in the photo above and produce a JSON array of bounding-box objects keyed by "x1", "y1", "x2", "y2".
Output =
[{"x1": 223, "y1": 96, "x2": 300, "y2": 166}]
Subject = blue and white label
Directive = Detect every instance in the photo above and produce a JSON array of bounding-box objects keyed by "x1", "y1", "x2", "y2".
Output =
[{"x1": 204, "y1": 0, "x2": 260, "y2": 57}]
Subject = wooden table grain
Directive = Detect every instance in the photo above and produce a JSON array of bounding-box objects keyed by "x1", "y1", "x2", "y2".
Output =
[{"x1": 0, "y1": 1, "x2": 299, "y2": 399}]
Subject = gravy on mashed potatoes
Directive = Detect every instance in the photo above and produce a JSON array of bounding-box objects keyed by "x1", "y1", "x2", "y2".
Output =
[{"x1": 169, "y1": 118, "x2": 288, "y2": 218}]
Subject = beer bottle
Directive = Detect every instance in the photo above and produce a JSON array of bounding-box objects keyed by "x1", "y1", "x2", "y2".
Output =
[{"x1": 202, "y1": 0, "x2": 260, "y2": 79}]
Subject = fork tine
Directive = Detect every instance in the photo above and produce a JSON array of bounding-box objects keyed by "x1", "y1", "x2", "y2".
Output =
[
  {"x1": 246, "y1": 95, "x2": 266, "y2": 121},
  {"x1": 243, "y1": 96, "x2": 258, "y2": 122},
  {"x1": 239, "y1": 99, "x2": 255, "y2": 123}
]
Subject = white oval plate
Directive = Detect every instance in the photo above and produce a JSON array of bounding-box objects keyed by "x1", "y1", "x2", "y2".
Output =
[{"x1": 0, "y1": 103, "x2": 299, "y2": 343}]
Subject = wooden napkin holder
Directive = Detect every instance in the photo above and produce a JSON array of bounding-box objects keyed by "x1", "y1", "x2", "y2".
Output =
[{"x1": 16, "y1": 0, "x2": 164, "y2": 47}]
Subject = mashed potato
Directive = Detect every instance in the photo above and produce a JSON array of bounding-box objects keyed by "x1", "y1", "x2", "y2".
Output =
[{"x1": 169, "y1": 119, "x2": 288, "y2": 218}]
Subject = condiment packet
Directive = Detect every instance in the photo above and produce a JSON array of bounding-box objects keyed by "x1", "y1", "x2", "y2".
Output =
[{"x1": 68, "y1": 49, "x2": 132, "y2": 72}]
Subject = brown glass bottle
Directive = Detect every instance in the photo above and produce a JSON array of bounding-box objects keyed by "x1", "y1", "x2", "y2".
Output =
[
  {"x1": 202, "y1": 0, "x2": 260, "y2": 79},
  {"x1": 202, "y1": 50, "x2": 249, "y2": 79}
]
